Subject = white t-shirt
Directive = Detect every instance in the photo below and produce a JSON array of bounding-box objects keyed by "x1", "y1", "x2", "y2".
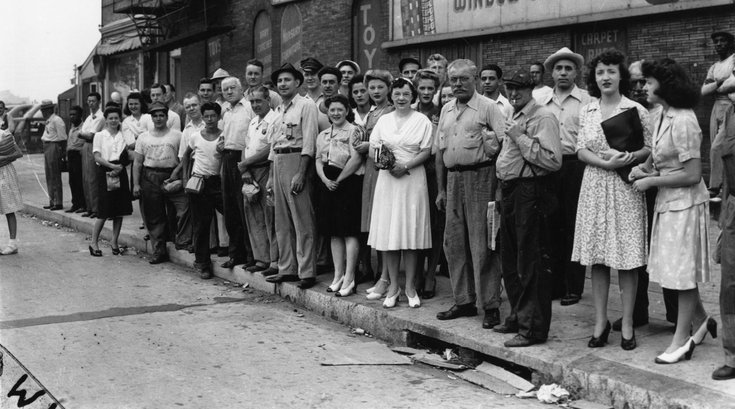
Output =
[
  {"x1": 134, "y1": 129, "x2": 181, "y2": 168},
  {"x1": 178, "y1": 119, "x2": 205, "y2": 160},
  {"x1": 188, "y1": 131, "x2": 222, "y2": 176}
]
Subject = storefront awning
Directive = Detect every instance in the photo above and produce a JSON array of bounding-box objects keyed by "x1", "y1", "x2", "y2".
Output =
[
  {"x1": 144, "y1": 25, "x2": 234, "y2": 52},
  {"x1": 97, "y1": 32, "x2": 142, "y2": 56}
]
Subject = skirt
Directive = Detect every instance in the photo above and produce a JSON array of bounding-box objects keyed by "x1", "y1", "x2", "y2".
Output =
[
  {"x1": 360, "y1": 157, "x2": 379, "y2": 232},
  {"x1": 317, "y1": 165, "x2": 362, "y2": 237},
  {"x1": 648, "y1": 202, "x2": 711, "y2": 290},
  {"x1": 96, "y1": 163, "x2": 133, "y2": 219},
  {"x1": 0, "y1": 164, "x2": 23, "y2": 214}
]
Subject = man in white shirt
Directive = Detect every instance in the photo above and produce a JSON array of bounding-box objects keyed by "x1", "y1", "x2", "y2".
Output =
[
  {"x1": 244, "y1": 59, "x2": 282, "y2": 109},
  {"x1": 239, "y1": 86, "x2": 279, "y2": 276},
  {"x1": 40, "y1": 99, "x2": 67, "y2": 210},
  {"x1": 480, "y1": 64, "x2": 513, "y2": 119},
  {"x1": 78, "y1": 92, "x2": 105, "y2": 217},
  {"x1": 530, "y1": 62, "x2": 553, "y2": 102}
]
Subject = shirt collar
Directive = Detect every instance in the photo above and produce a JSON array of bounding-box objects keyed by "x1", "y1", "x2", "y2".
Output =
[{"x1": 515, "y1": 98, "x2": 539, "y2": 118}]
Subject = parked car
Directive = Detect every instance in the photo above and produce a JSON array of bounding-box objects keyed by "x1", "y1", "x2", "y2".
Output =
[{"x1": 9, "y1": 104, "x2": 45, "y2": 153}]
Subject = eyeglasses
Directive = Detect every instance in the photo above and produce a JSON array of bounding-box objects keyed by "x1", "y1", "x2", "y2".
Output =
[{"x1": 448, "y1": 76, "x2": 472, "y2": 84}]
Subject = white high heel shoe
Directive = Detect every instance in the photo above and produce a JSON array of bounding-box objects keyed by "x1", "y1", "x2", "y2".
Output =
[
  {"x1": 383, "y1": 288, "x2": 401, "y2": 308},
  {"x1": 655, "y1": 338, "x2": 696, "y2": 364},
  {"x1": 406, "y1": 289, "x2": 421, "y2": 308},
  {"x1": 327, "y1": 276, "x2": 344, "y2": 293},
  {"x1": 366, "y1": 278, "x2": 389, "y2": 294}
]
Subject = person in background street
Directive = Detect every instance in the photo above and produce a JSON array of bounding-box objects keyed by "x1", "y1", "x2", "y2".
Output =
[
  {"x1": 367, "y1": 77, "x2": 433, "y2": 308},
  {"x1": 337, "y1": 60, "x2": 360, "y2": 97},
  {"x1": 79, "y1": 92, "x2": 105, "y2": 218},
  {"x1": 0, "y1": 100, "x2": 15, "y2": 133},
  {"x1": 39, "y1": 99, "x2": 66, "y2": 211},
  {"x1": 399, "y1": 57, "x2": 421, "y2": 80},
  {"x1": 300, "y1": 57, "x2": 324, "y2": 103},
  {"x1": 537, "y1": 47, "x2": 591, "y2": 306},
  {"x1": 316, "y1": 67, "x2": 342, "y2": 132},
  {"x1": 494, "y1": 69, "x2": 562, "y2": 347},
  {"x1": 703, "y1": 31, "x2": 735, "y2": 201},
  {"x1": 219, "y1": 76, "x2": 253, "y2": 269},
  {"x1": 181, "y1": 102, "x2": 224, "y2": 279},
  {"x1": 412, "y1": 69, "x2": 446, "y2": 299},
  {"x1": 480, "y1": 64, "x2": 513, "y2": 119},
  {"x1": 628, "y1": 58, "x2": 714, "y2": 365},
  {"x1": 265, "y1": 62, "x2": 319, "y2": 289},
  {"x1": 572, "y1": 50, "x2": 650, "y2": 351},
  {"x1": 244, "y1": 59, "x2": 282, "y2": 109},
  {"x1": 65, "y1": 105, "x2": 86, "y2": 213},
  {"x1": 435, "y1": 59, "x2": 506, "y2": 328},
  {"x1": 146, "y1": 83, "x2": 181, "y2": 131},
  {"x1": 211, "y1": 68, "x2": 230, "y2": 107},
  {"x1": 315, "y1": 94, "x2": 365, "y2": 297},
  {"x1": 89, "y1": 105, "x2": 134, "y2": 257},
  {"x1": 0, "y1": 129, "x2": 22, "y2": 255},
  {"x1": 133, "y1": 102, "x2": 186, "y2": 264},
  {"x1": 238, "y1": 86, "x2": 279, "y2": 276},
  {"x1": 530, "y1": 62, "x2": 552, "y2": 102},
  {"x1": 165, "y1": 84, "x2": 186, "y2": 131}
]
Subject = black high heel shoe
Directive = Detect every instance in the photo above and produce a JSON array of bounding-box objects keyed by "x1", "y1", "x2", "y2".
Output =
[
  {"x1": 111, "y1": 246, "x2": 121, "y2": 255},
  {"x1": 422, "y1": 279, "x2": 436, "y2": 299},
  {"x1": 88, "y1": 245, "x2": 102, "y2": 257},
  {"x1": 621, "y1": 330, "x2": 637, "y2": 351},
  {"x1": 693, "y1": 316, "x2": 718, "y2": 345},
  {"x1": 588, "y1": 321, "x2": 611, "y2": 348}
]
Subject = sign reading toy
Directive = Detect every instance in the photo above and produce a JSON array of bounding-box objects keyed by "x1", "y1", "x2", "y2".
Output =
[
  {"x1": 355, "y1": 0, "x2": 385, "y2": 70},
  {"x1": 390, "y1": 0, "x2": 721, "y2": 43}
]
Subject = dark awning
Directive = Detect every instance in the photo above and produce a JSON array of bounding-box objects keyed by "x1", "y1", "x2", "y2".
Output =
[
  {"x1": 97, "y1": 32, "x2": 142, "y2": 56},
  {"x1": 143, "y1": 25, "x2": 234, "y2": 52}
]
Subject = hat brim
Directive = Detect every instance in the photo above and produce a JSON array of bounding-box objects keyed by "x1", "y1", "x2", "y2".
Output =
[
  {"x1": 712, "y1": 31, "x2": 734, "y2": 41},
  {"x1": 504, "y1": 81, "x2": 533, "y2": 89},
  {"x1": 544, "y1": 52, "x2": 584, "y2": 72},
  {"x1": 271, "y1": 68, "x2": 305, "y2": 85}
]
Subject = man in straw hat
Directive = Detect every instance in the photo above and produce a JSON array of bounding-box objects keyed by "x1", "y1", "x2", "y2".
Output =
[{"x1": 40, "y1": 99, "x2": 67, "y2": 210}]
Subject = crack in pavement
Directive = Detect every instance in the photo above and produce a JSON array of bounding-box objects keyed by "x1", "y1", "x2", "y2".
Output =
[{"x1": 0, "y1": 297, "x2": 248, "y2": 330}]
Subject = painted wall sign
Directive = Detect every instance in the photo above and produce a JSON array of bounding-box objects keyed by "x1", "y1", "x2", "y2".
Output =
[
  {"x1": 207, "y1": 37, "x2": 221, "y2": 76},
  {"x1": 280, "y1": 5, "x2": 303, "y2": 65},
  {"x1": 355, "y1": 0, "x2": 385, "y2": 71},
  {"x1": 254, "y1": 11, "x2": 273, "y2": 77},
  {"x1": 574, "y1": 27, "x2": 628, "y2": 62}
]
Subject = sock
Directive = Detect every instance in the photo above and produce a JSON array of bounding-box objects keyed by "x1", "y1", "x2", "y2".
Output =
[{"x1": 8, "y1": 239, "x2": 17, "y2": 246}]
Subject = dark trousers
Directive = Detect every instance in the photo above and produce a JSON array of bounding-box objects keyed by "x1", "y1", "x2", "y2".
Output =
[
  {"x1": 43, "y1": 141, "x2": 64, "y2": 206},
  {"x1": 499, "y1": 176, "x2": 557, "y2": 341},
  {"x1": 190, "y1": 175, "x2": 224, "y2": 268},
  {"x1": 721, "y1": 195, "x2": 735, "y2": 367},
  {"x1": 140, "y1": 167, "x2": 188, "y2": 256},
  {"x1": 221, "y1": 150, "x2": 250, "y2": 261},
  {"x1": 553, "y1": 157, "x2": 586, "y2": 297},
  {"x1": 67, "y1": 149, "x2": 85, "y2": 209}
]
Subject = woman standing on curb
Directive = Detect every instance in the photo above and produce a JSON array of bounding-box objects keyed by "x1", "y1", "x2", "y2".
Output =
[{"x1": 0, "y1": 129, "x2": 22, "y2": 255}]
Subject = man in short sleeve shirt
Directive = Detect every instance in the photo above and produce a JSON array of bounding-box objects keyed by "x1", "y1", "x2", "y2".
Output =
[
  {"x1": 40, "y1": 99, "x2": 67, "y2": 210},
  {"x1": 79, "y1": 92, "x2": 105, "y2": 217},
  {"x1": 65, "y1": 105, "x2": 86, "y2": 213}
]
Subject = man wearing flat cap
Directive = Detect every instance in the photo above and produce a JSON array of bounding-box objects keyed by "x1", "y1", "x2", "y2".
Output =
[
  {"x1": 704, "y1": 31, "x2": 735, "y2": 200},
  {"x1": 399, "y1": 57, "x2": 421, "y2": 80},
  {"x1": 493, "y1": 69, "x2": 562, "y2": 347},
  {"x1": 537, "y1": 47, "x2": 591, "y2": 307},
  {"x1": 265, "y1": 62, "x2": 319, "y2": 289},
  {"x1": 40, "y1": 99, "x2": 67, "y2": 210},
  {"x1": 300, "y1": 57, "x2": 324, "y2": 103}
]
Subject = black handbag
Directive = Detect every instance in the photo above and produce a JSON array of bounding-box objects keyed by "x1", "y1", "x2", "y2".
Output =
[{"x1": 600, "y1": 108, "x2": 644, "y2": 184}]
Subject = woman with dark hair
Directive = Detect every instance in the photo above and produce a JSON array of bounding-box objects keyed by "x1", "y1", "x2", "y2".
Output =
[
  {"x1": 316, "y1": 94, "x2": 366, "y2": 296},
  {"x1": 572, "y1": 50, "x2": 651, "y2": 350},
  {"x1": 367, "y1": 78, "x2": 433, "y2": 308},
  {"x1": 89, "y1": 106, "x2": 134, "y2": 256},
  {"x1": 630, "y1": 58, "x2": 714, "y2": 364},
  {"x1": 122, "y1": 92, "x2": 150, "y2": 228},
  {"x1": 348, "y1": 74, "x2": 372, "y2": 125}
]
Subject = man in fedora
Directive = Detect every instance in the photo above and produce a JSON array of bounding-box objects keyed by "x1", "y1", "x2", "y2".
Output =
[
  {"x1": 493, "y1": 69, "x2": 561, "y2": 347},
  {"x1": 265, "y1": 62, "x2": 319, "y2": 289},
  {"x1": 211, "y1": 67, "x2": 230, "y2": 107},
  {"x1": 537, "y1": 47, "x2": 591, "y2": 306},
  {"x1": 40, "y1": 99, "x2": 67, "y2": 210}
]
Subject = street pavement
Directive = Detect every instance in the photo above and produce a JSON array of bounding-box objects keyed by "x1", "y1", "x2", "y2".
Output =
[
  {"x1": 5, "y1": 153, "x2": 735, "y2": 409},
  {"x1": 0, "y1": 213, "x2": 551, "y2": 409}
]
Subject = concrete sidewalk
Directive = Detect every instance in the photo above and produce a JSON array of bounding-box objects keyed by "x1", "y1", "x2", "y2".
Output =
[{"x1": 11, "y1": 154, "x2": 735, "y2": 408}]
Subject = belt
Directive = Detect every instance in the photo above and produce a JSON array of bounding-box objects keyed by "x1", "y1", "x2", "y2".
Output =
[
  {"x1": 447, "y1": 160, "x2": 493, "y2": 172},
  {"x1": 500, "y1": 173, "x2": 555, "y2": 187},
  {"x1": 273, "y1": 147, "x2": 301, "y2": 154}
]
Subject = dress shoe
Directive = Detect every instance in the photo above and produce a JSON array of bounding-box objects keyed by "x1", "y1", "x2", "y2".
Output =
[
  {"x1": 245, "y1": 264, "x2": 268, "y2": 273},
  {"x1": 712, "y1": 365, "x2": 735, "y2": 380},
  {"x1": 260, "y1": 267, "x2": 279, "y2": 277},
  {"x1": 482, "y1": 309, "x2": 500, "y2": 329},
  {"x1": 220, "y1": 258, "x2": 244, "y2": 269},
  {"x1": 89, "y1": 212, "x2": 97, "y2": 218},
  {"x1": 560, "y1": 293, "x2": 581, "y2": 306},
  {"x1": 504, "y1": 334, "x2": 544, "y2": 347},
  {"x1": 266, "y1": 274, "x2": 299, "y2": 284},
  {"x1": 327, "y1": 276, "x2": 344, "y2": 292},
  {"x1": 436, "y1": 304, "x2": 477, "y2": 320},
  {"x1": 588, "y1": 321, "x2": 611, "y2": 348},
  {"x1": 383, "y1": 288, "x2": 401, "y2": 308},
  {"x1": 43, "y1": 204, "x2": 53, "y2": 209},
  {"x1": 692, "y1": 316, "x2": 718, "y2": 345},
  {"x1": 422, "y1": 279, "x2": 436, "y2": 299},
  {"x1": 366, "y1": 278, "x2": 389, "y2": 294},
  {"x1": 149, "y1": 254, "x2": 169, "y2": 264},
  {"x1": 612, "y1": 317, "x2": 648, "y2": 331},
  {"x1": 81, "y1": 211, "x2": 92, "y2": 217},
  {"x1": 50, "y1": 205, "x2": 63, "y2": 211},
  {"x1": 493, "y1": 322, "x2": 519, "y2": 334},
  {"x1": 405, "y1": 288, "x2": 420, "y2": 308},
  {"x1": 297, "y1": 277, "x2": 317, "y2": 289},
  {"x1": 198, "y1": 267, "x2": 213, "y2": 280},
  {"x1": 335, "y1": 280, "x2": 356, "y2": 297},
  {"x1": 111, "y1": 247, "x2": 121, "y2": 256},
  {"x1": 621, "y1": 331, "x2": 637, "y2": 351},
  {"x1": 655, "y1": 338, "x2": 695, "y2": 364},
  {"x1": 74, "y1": 208, "x2": 87, "y2": 213},
  {"x1": 65, "y1": 206, "x2": 81, "y2": 213},
  {"x1": 88, "y1": 245, "x2": 102, "y2": 257}
]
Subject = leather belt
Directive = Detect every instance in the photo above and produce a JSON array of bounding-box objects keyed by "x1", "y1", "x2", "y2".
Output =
[
  {"x1": 447, "y1": 160, "x2": 493, "y2": 172},
  {"x1": 273, "y1": 147, "x2": 301, "y2": 154}
]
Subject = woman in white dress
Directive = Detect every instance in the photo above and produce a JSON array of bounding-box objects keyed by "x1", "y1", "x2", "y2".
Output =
[
  {"x1": 367, "y1": 78, "x2": 433, "y2": 308},
  {"x1": 0, "y1": 129, "x2": 22, "y2": 255}
]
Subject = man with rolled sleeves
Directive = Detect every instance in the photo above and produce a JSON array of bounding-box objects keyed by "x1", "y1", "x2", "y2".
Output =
[
  {"x1": 219, "y1": 76, "x2": 253, "y2": 268},
  {"x1": 78, "y1": 92, "x2": 105, "y2": 218},
  {"x1": 239, "y1": 86, "x2": 279, "y2": 276},
  {"x1": 40, "y1": 99, "x2": 67, "y2": 210},
  {"x1": 434, "y1": 59, "x2": 507, "y2": 329},
  {"x1": 265, "y1": 63, "x2": 319, "y2": 289},
  {"x1": 537, "y1": 47, "x2": 591, "y2": 306},
  {"x1": 493, "y1": 69, "x2": 562, "y2": 347}
]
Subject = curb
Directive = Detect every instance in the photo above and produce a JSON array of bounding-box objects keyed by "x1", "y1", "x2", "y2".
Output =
[{"x1": 22, "y1": 203, "x2": 733, "y2": 409}]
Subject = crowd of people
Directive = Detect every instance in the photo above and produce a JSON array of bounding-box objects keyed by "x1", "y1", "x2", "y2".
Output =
[{"x1": 2, "y1": 33, "x2": 735, "y2": 381}]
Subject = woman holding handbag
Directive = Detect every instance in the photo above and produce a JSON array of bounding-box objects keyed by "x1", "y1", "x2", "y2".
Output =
[
  {"x1": 0, "y1": 129, "x2": 23, "y2": 255},
  {"x1": 89, "y1": 106, "x2": 134, "y2": 256}
]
